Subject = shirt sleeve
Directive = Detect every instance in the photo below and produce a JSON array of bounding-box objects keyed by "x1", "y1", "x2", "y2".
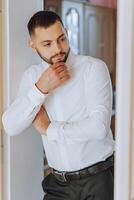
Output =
[
  {"x1": 46, "y1": 60, "x2": 113, "y2": 143},
  {"x1": 2, "y1": 68, "x2": 48, "y2": 136}
]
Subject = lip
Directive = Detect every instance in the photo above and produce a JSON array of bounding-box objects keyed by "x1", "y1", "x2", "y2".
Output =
[
  {"x1": 55, "y1": 54, "x2": 65, "y2": 59},
  {"x1": 53, "y1": 54, "x2": 65, "y2": 61}
]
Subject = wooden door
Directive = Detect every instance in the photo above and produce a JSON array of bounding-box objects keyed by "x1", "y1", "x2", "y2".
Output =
[
  {"x1": 44, "y1": 0, "x2": 61, "y2": 16},
  {"x1": 84, "y1": 5, "x2": 116, "y2": 77}
]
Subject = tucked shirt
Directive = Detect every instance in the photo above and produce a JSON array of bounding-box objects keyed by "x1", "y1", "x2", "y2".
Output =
[{"x1": 2, "y1": 50, "x2": 115, "y2": 172}]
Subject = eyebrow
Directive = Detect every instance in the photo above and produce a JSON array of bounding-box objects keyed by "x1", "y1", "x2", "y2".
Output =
[{"x1": 41, "y1": 33, "x2": 65, "y2": 44}]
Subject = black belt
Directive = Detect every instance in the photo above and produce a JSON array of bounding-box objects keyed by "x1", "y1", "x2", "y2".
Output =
[{"x1": 51, "y1": 155, "x2": 114, "y2": 182}]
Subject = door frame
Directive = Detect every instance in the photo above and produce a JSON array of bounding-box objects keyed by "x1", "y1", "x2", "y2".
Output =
[
  {"x1": 0, "y1": 3, "x2": 3, "y2": 200},
  {"x1": 114, "y1": 0, "x2": 134, "y2": 199}
]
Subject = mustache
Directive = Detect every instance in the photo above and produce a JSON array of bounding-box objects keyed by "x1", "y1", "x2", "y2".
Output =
[{"x1": 51, "y1": 52, "x2": 66, "y2": 59}]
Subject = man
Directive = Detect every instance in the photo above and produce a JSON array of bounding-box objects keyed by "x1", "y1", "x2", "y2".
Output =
[{"x1": 2, "y1": 11, "x2": 115, "y2": 200}]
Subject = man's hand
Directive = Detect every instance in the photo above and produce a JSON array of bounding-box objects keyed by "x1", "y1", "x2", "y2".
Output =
[
  {"x1": 35, "y1": 62, "x2": 70, "y2": 94},
  {"x1": 32, "y1": 106, "x2": 51, "y2": 135}
]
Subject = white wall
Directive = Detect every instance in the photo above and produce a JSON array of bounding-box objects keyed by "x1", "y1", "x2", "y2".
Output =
[{"x1": 2, "y1": 0, "x2": 44, "y2": 200}]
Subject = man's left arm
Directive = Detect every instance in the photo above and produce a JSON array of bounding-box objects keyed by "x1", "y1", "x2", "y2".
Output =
[{"x1": 33, "y1": 61, "x2": 113, "y2": 143}]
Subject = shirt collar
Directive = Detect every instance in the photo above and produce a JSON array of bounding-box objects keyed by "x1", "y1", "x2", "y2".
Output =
[{"x1": 42, "y1": 49, "x2": 76, "y2": 69}]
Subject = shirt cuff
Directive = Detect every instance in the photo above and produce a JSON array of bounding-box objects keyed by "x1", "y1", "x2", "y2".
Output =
[
  {"x1": 27, "y1": 84, "x2": 48, "y2": 106},
  {"x1": 46, "y1": 121, "x2": 65, "y2": 141}
]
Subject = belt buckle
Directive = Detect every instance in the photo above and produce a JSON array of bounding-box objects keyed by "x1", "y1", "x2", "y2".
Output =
[
  {"x1": 61, "y1": 172, "x2": 68, "y2": 182},
  {"x1": 53, "y1": 170, "x2": 69, "y2": 182}
]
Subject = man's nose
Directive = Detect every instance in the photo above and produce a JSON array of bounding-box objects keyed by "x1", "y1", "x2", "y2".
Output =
[{"x1": 53, "y1": 42, "x2": 61, "y2": 54}]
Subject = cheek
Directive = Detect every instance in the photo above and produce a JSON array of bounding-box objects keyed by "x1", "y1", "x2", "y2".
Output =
[
  {"x1": 63, "y1": 40, "x2": 69, "y2": 50},
  {"x1": 40, "y1": 47, "x2": 53, "y2": 57}
]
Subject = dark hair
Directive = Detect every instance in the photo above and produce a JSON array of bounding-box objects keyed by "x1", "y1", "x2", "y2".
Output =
[{"x1": 27, "y1": 10, "x2": 64, "y2": 36}]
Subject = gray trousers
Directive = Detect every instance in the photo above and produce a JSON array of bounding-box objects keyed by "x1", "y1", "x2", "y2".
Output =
[{"x1": 42, "y1": 167, "x2": 114, "y2": 200}]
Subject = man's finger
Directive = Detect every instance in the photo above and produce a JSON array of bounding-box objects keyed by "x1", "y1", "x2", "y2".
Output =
[
  {"x1": 55, "y1": 66, "x2": 67, "y2": 73},
  {"x1": 60, "y1": 74, "x2": 70, "y2": 82},
  {"x1": 59, "y1": 70, "x2": 69, "y2": 78},
  {"x1": 50, "y1": 62, "x2": 65, "y2": 69}
]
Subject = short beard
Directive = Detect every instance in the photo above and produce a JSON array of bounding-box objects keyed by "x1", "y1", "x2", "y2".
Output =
[{"x1": 36, "y1": 48, "x2": 70, "y2": 64}]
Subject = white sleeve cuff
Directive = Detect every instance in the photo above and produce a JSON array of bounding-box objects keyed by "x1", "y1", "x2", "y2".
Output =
[
  {"x1": 27, "y1": 84, "x2": 48, "y2": 106},
  {"x1": 46, "y1": 121, "x2": 65, "y2": 141}
]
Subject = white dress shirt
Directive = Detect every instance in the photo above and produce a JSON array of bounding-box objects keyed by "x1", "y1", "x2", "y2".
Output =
[{"x1": 2, "y1": 50, "x2": 115, "y2": 172}]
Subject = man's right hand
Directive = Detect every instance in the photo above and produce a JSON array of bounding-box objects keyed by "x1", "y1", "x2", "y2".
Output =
[{"x1": 35, "y1": 62, "x2": 70, "y2": 94}]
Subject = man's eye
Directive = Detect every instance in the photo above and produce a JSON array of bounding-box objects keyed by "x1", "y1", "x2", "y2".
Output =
[
  {"x1": 44, "y1": 43, "x2": 51, "y2": 47},
  {"x1": 60, "y1": 37, "x2": 66, "y2": 41}
]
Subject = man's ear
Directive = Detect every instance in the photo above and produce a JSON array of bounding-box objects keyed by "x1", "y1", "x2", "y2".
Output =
[{"x1": 28, "y1": 39, "x2": 36, "y2": 52}]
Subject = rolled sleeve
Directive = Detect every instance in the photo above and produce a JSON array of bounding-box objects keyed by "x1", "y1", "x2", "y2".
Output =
[
  {"x1": 2, "y1": 67, "x2": 49, "y2": 136},
  {"x1": 28, "y1": 84, "x2": 48, "y2": 106}
]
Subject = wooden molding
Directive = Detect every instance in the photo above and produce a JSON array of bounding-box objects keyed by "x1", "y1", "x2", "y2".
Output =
[{"x1": 44, "y1": 0, "x2": 61, "y2": 16}]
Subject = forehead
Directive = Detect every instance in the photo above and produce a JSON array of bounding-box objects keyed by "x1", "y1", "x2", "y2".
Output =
[{"x1": 34, "y1": 21, "x2": 66, "y2": 41}]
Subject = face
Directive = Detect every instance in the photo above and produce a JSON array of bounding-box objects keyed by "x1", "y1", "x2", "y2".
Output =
[{"x1": 29, "y1": 21, "x2": 70, "y2": 64}]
